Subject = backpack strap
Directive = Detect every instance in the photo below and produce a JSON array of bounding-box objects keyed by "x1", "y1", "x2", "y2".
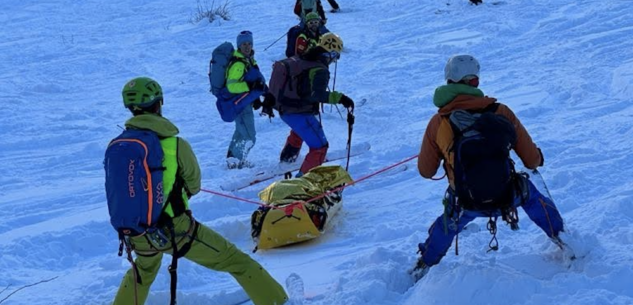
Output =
[
  {"x1": 161, "y1": 138, "x2": 187, "y2": 219},
  {"x1": 225, "y1": 56, "x2": 249, "y2": 84},
  {"x1": 283, "y1": 60, "x2": 293, "y2": 93},
  {"x1": 483, "y1": 102, "x2": 500, "y2": 113},
  {"x1": 164, "y1": 218, "x2": 178, "y2": 305},
  {"x1": 165, "y1": 211, "x2": 199, "y2": 305},
  {"x1": 275, "y1": 60, "x2": 293, "y2": 114}
]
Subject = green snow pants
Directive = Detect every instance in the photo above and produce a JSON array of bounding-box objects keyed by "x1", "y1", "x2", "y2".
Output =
[{"x1": 112, "y1": 213, "x2": 288, "y2": 305}]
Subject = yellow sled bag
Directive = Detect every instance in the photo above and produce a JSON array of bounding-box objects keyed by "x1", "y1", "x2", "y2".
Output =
[{"x1": 251, "y1": 165, "x2": 352, "y2": 250}]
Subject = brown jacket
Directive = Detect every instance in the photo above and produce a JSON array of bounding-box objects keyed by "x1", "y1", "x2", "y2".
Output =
[{"x1": 418, "y1": 95, "x2": 542, "y2": 189}]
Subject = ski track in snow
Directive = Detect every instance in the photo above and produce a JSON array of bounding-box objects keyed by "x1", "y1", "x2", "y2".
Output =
[{"x1": 1, "y1": 0, "x2": 633, "y2": 304}]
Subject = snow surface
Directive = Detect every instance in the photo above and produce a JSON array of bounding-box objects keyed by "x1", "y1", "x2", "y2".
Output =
[{"x1": 1, "y1": 0, "x2": 633, "y2": 304}]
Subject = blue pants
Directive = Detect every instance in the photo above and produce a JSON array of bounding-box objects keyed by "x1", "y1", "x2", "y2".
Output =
[
  {"x1": 419, "y1": 176, "x2": 564, "y2": 267},
  {"x1": 281, "y1": 113, "x2": 328, "y2": 174},
  {"x1": 281, "y1": 114, "x2": 327, "y2": 149},
  {"x1": 228, "y1": 106, "x2": 256, "y2": 161}
]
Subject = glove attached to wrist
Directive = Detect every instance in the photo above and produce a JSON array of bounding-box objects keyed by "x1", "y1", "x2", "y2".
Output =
[
  {"x1": 327, "y1": 91, "x2": 354, "y2": 109},
  {"x1": 253, "y1": 98, "x2": 263, "y2": 110},
  {"x1": 248, "y1": 80, "x2": 266, "y2": 92},
  {"x1": 261, "y1": 93, "x2": 276, "y2": 118},
  {"x1": 339, "y1": 94, "x2": 354, "y2": 109}
]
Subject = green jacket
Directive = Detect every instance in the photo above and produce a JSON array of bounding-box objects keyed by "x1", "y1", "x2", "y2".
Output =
[
  {"x1": 433, "y1": 83, "x2": 485, "y2": 108},
  {"x1": 226, "y1": 50, "x2": 258, "y2": 94},
  {"x1": 124, "y1": 114, "x2": 201, "y2": 216}
]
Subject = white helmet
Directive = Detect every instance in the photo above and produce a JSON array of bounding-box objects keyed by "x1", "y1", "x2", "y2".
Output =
[{"x1": 444, "y1": 55, "x2": 480, "y2": 82}]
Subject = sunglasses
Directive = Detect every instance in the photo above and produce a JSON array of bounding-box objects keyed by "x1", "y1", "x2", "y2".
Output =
[
  {"x1": 322, "y1": 51, "x2": 340, "y2": 60},
  {"x1": 307, "y1": 20, "x2": 320, "y2": 25}
]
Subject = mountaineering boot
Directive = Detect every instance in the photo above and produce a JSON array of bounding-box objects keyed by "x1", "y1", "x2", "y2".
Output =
[
  {"x1": 226, "y1": 150, "x2": 254, "y2": 169},
  {"x1": 227, "y1": 158, "x2": 253, "y2": 169},
  {"x1": 226, "y1": 150, "x2": 239, "y2": 169},
  {"x1": 551, "y1": 231, "x2": 577, "y2": 261},
  {"x1": 411, "y1": 243, "x2": 431, "y2": 282},
  {"x1": 410, "y1": 256, "x2": 430, "y2": 282},
  {"x1": 470, "y1": 0, "x2": 483, "y2": 4},
  {"x1": 280, "y1": 131, "x2": 303, "y2": 163},
  {"x1": 330, "y1": 8, "x2": 340, "y2": 13},
  {"x1": 227, "y1": 157, "x2": 240, "y2": 169},
  {"x1": 280, "y1": 144, "x2": 301, "y2": 163},
  {"x1": 238, "y1": 160, "x2": 254, "y2": 169}
]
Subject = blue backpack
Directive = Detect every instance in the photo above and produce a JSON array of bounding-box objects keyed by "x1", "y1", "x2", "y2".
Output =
[
  {"x1": 209, "y1": 42, "x2": 266, "y2": 122},
  {"x1": 104, "y1": 129, "x2": 165, "y2": 236},
  {"x1": 209, "y1": 41, "x2": 235, "y2": 96}
]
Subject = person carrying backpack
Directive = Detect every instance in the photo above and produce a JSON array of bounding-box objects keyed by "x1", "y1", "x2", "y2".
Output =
[
  {"x1": 264, "y1": 33, "x2": 355, "y2": 177},
  {"x1": 110, "y1": 77, "x2": 287, "y2": 305},
  {"x1": 294, "y1": 12, "x2": 323, "y2": 57},
  {"x1": 224, "y1": 31, "x2": 268, "y2": 169},
  {"x1": 412, "y1": 55, "x2": 572, "y2": 281},
  {"x1": 294, "y1": 0, "x2": 327, "y2": 24},
  {"x1": 285, "y1": 11, "x2": 330, "y2": 58}
]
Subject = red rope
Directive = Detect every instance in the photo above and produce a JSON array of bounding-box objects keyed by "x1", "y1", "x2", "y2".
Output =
[
  {"x1": 200, "y1": 188, "x2": 273, "y2": 208},
  {"x1": 200, "y1": 188, "x2": 305, "y2": 216},
  {"x1": 200, "y1": 154, "x2": 445, "y2": 215}
]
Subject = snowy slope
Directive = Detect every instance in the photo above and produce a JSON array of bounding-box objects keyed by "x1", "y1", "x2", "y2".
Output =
[{"x1": 1, "y1": 0, "x2": 633, "y2": 304}]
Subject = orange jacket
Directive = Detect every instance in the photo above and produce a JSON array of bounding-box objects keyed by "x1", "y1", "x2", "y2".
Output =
[{"x1": 418, "y1": 95, "x2": 542, "y2": 189}]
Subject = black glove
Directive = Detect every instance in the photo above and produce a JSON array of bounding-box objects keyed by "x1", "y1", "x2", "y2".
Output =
[
  {"x1": 262, "y1": 93, "x2": 276, "y2": 108},
  {"x1": 339, "y1": 94, "x2": 355, "y2": 109},
  {"x1": 262, "y1": 105, "x2": 275, "y2": 118},
  {"x1": 261, "y1": 93, "x2": 276, "y2": 118},
  {"x1": 253, "y1": 98, "x2": 263, "y2": 110},
  {"x1": 248, "y1": 80, "x2": 266, "y2": 92},
  {"x1": 538, "y1": 148, "x2": 544, "y2": 167}
]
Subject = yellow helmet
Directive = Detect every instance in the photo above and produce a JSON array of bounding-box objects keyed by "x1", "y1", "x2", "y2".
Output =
[{"x1": 318, "y1": 33, "x2": 344, "y2": 53}]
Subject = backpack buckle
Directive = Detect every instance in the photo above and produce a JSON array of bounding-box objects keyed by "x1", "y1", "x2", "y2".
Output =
[{"x1": 147, "y1": 228, "x2": 169, "y2": 248}]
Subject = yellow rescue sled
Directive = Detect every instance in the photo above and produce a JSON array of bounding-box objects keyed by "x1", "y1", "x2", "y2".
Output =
[{"x1": 251, "y1": 165, "x2": 353, "y2": 250}]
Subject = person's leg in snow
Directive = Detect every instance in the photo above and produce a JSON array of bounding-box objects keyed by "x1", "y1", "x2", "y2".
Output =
[
  {"x1": 519, "y1": 178, "x2": 564, "y2": 237},
  {"x1": 185, "y1": 221, "x2": 288, "y2": 305},
  {"x1": 113, "y1": 250, "x2": 163, "y2": 304},
  {"x1": 416, "y1": 203, "x2": 478, "y2": 269},
  {"x1": 280, "y1": 114, "x2": 328, "y2": 176},
  {"x1": 280, "y1": 130, "x2": 303, "y2": 163},
  {"x1": 227, "y1": 106, "x2": 256, "y2": 169},
  {"x1": 113, "y1": 213, "x2": 288, "y2": 305},
  {"x1": 326, "y1": 0, "x2": 340, "y2": 12},
  {"x1": 414, "y1": 177, "x2": 569, "y2": 281}
]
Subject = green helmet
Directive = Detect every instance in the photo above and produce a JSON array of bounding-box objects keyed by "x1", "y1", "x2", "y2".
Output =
[
  {"x1": 305, "y1": 12, "x2": 321, "y2": 23},
  {"x1": 122, "y1": 77, "x2": 163, "y2": 110}
]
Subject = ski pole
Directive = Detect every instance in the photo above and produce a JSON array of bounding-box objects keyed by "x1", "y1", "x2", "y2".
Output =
[
  {"x1": 345, "y1": 109, "x2": 355, "y2": 171},
  {"x1": 532, "y1": 169, "x2": 554, "y2": 199},
  {"x1": 332, "y1": 60, "x2": 338, "y2": 92},
  {"x1": 264, "y1": 31, "x2": 287, "y2": 51},
  {"x1": 327, "y1": 61, "x2": 344, "y2": 119}
]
